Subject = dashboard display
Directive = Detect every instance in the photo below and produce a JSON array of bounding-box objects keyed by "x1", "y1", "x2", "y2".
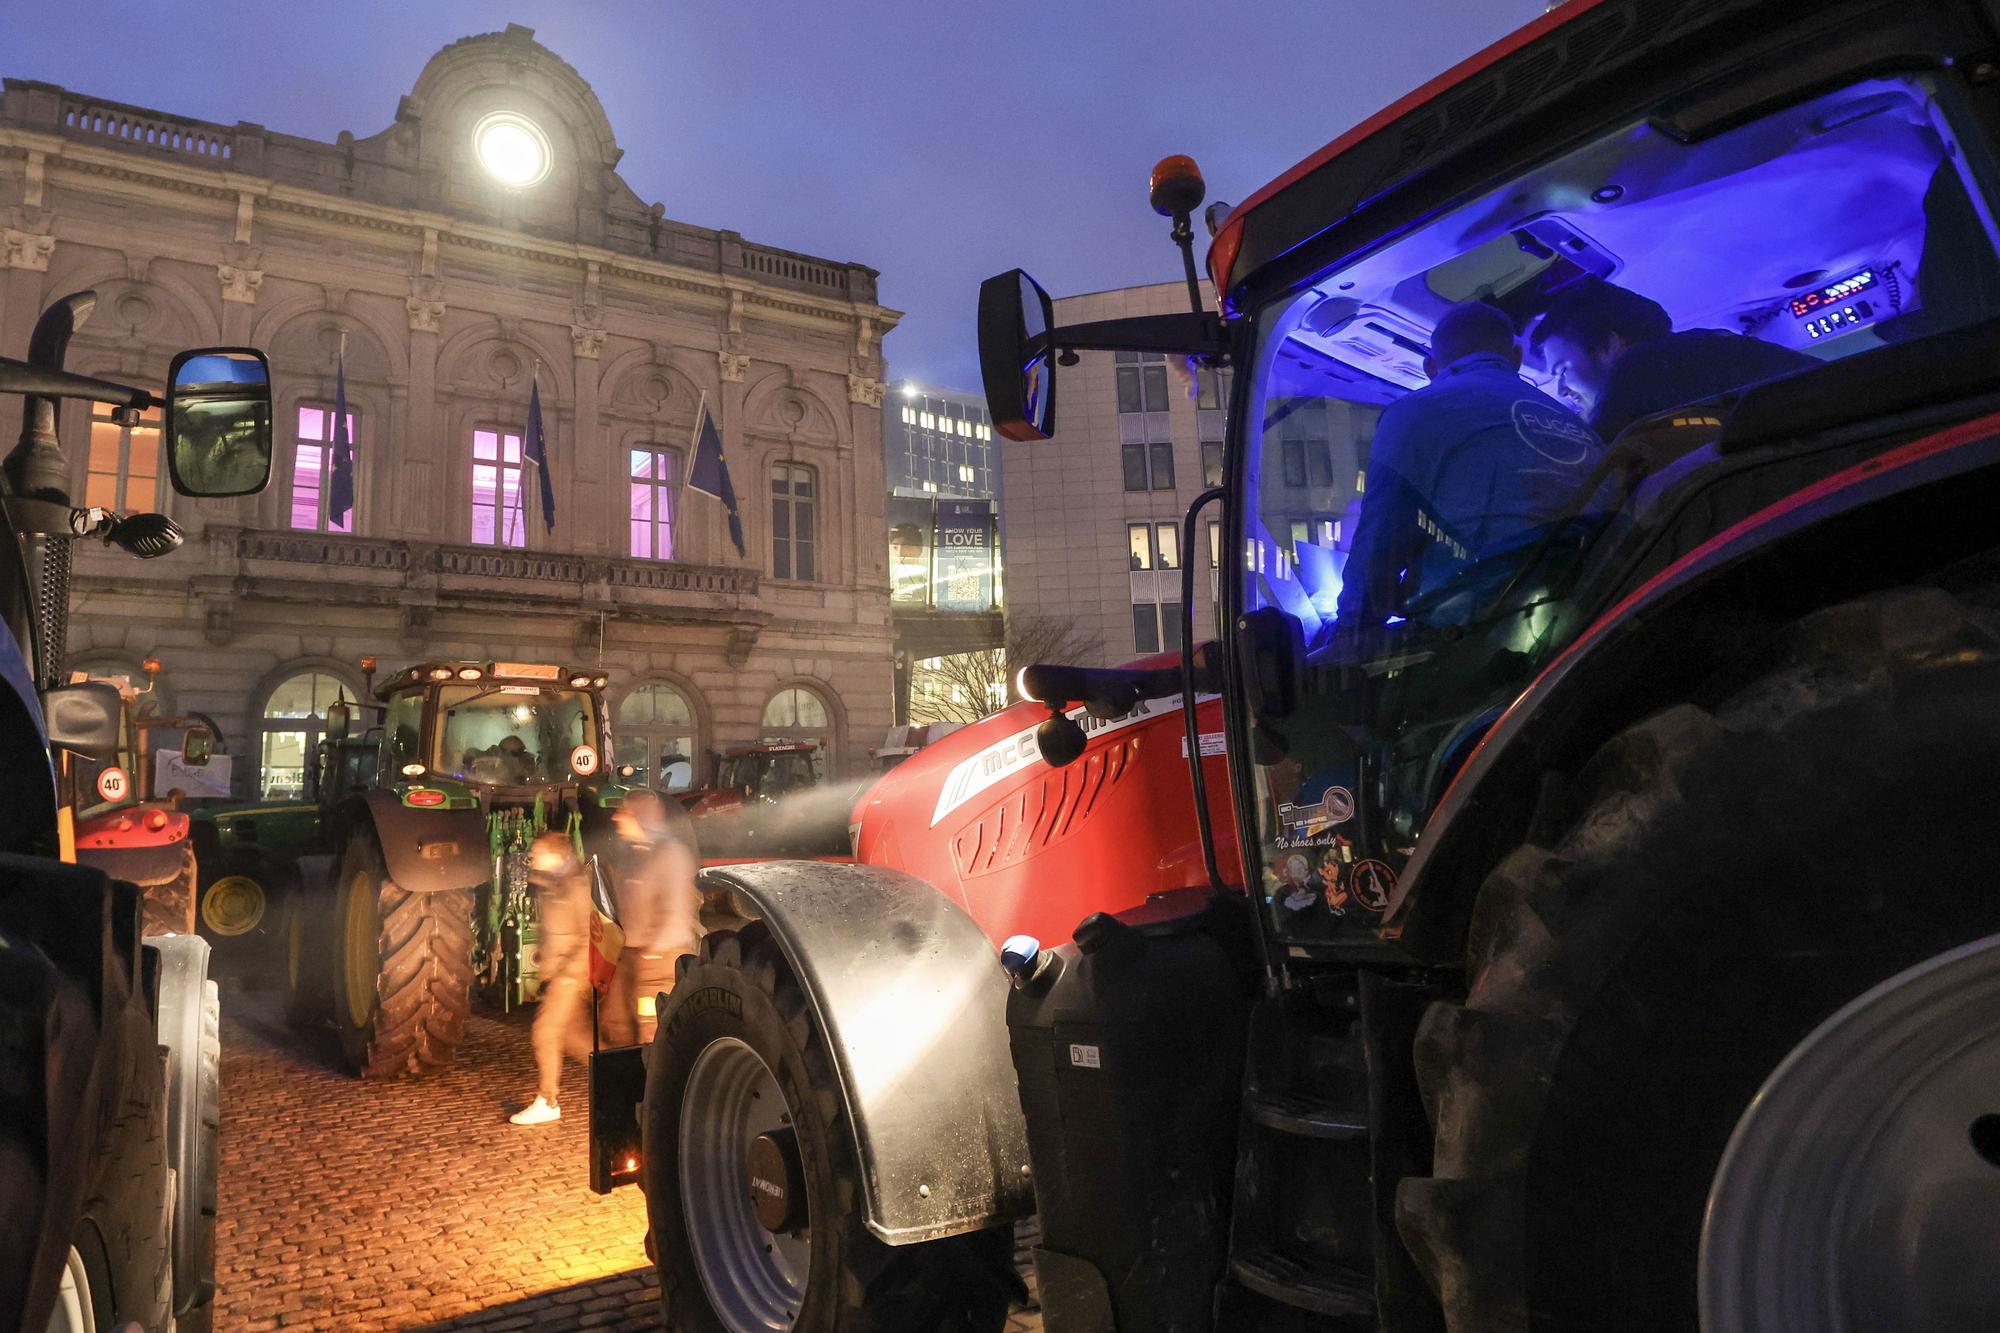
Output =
[{"x1": 1791, "y1": 269, "x2": 1879, "y2": 318}]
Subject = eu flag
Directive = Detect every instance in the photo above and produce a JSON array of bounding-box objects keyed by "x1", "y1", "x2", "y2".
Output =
[
  {"x1": 525, "y1": 380, "x2": 555, "y2": 532},
  {"x1": 328, "y1": 352, "x2": 354, "y2": 527},
  {"x1": 688, "y1": 401, "x2": 745, "y2": 557}
]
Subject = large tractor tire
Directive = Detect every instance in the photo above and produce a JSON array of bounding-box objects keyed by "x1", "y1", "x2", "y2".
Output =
[
  {"x1": 1396, "y1": 588, "x2": 2000, "y2": 1331},
  {"x1": 0, "y1": 860, "x2": 176, "y2": 1333},
  {"x1": 643, "y1": 927, "x2": 1021, "y2": 1333},
  {"x1": 139, "y1": 845, "x2": 198, "y2": 938},
  {"x1": 330, "y1": 830, "x2": 475, "y2": 1078},
  {"x1": 153, "y1": 934, "x2": 221, "y2": 1333}
]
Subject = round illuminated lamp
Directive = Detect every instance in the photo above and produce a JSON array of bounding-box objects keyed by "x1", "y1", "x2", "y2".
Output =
[{"x1": 471, "y1": 110, "x2": 553, "y2": 188}]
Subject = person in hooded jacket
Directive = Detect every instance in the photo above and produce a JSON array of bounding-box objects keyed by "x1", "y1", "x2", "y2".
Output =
[
  {"x1": 510, "y1": 832, "x2": 594, "y2": 1125},
  {"x1": 600, "y1": 789, "x2": 702, "y2": 1047}
]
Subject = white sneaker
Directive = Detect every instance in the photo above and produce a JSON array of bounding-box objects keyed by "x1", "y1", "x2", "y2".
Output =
[{"x1": 509, "y1": 1096, "x2": 561, "y2": 1125}]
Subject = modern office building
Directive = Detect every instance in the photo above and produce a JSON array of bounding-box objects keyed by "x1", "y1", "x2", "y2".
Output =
[
  {"x1": 999, "y1": 279, "x2": 1377, "y2": 666},
  {"x1": 0, "y1": 24, "x2": 902, "y2": 792},
  {"x1": 884, "y1": 379, "x2": 997, "y2": 499}
]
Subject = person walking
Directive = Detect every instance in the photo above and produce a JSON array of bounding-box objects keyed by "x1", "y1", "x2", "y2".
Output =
[
  {"x1": 510, "y1": 832, "x2": 593, "y2": 1125},
  {"x1": 600, "y1": 790, "x2": 701, "y2": 1048}
]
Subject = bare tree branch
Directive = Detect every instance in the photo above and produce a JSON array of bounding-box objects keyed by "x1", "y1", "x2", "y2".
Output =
[{"x1": 910, "y1": 616, "x2": 1106, "y2": 725}]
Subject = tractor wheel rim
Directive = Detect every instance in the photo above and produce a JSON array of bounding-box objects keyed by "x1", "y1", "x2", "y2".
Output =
[
  {"x1": 342, "y1": 868, "x2": 377, "y2": 1029},
  {"x1": 680, "y1": 1036, "x2": 809, "y2": 1331},
  {"x1": 48, "y1": 1245, "x2": 92, "y2": 1333},
  {"x1": 1701, "y1": 933, "x2": 2000, "y2": 1332},
  {"x1": 202, "y1": 874, "x2": 266, "y2": 936}
]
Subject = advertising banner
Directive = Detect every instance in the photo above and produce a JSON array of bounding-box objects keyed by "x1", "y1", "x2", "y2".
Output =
[{"x1": 934, "y1": 500, "x2": 994, "y2": 611}]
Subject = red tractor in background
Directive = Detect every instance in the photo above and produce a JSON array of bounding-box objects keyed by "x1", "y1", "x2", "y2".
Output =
[
  {"x1": 677, "y1": 739, "x2": 855, "y2": 859},
  {"x1": 613, "y1": 2, "x2": 2000, "y2": 1331},
  {"x1": 68, "y1": 665, "x2": 223, "y2": 937}
]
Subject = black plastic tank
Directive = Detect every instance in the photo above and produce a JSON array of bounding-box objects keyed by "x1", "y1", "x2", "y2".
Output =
[{"x1": 1004, "y1": 892, "x2": 1251, "y2": 1333}]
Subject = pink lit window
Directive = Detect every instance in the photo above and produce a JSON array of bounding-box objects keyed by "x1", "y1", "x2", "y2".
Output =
[
  {"x1": 628, "y1": 447, "x2": 678, "y2": 560},
  {"x1": 291, "y1": 405, "x2": 355, "y2": 532},
  {"x1": 471, "y1": 428, "x2": 526, "y2": 548}
]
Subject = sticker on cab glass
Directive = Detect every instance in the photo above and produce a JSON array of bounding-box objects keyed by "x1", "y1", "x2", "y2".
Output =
[
  {"x1": 571, "y1": 744, "x2": 599, "y2": 776},
  {"x1": 96, "y1": 766, "x2": 130, "y2": 803},
  {"x1": 1276, "y1": 786, "x2": 1355, "y2": 846},
  {"x1": 1350, "y1": 859, "x2": 1396, "y2": 913}
]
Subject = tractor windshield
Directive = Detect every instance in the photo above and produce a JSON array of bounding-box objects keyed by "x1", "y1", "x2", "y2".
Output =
[
  {"x1": 1235, "y1": 73, "x2": 2000, "y2": 941},
  {"x1": 434, "y1": 685, "x2": 599, "y2": 786}
]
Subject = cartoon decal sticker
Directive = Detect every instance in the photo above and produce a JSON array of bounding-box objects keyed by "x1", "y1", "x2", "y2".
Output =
[
  {"x1": 1276, "y1": 853, "x2": 1319, "y2": 913},
  {"x1": 1350, "y1": 859, "x2": 1397, "y2": 913},
  {"x1": 96, "y1": 766, "x2": 130, "y2": 803}
]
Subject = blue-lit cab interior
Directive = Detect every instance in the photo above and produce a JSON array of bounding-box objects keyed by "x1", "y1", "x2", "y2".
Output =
[{"x1": 1234, "y1": 74, "x2": 2000, "y2": 941}]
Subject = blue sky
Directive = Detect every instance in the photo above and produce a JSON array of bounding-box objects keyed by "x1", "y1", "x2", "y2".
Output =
[{"x1": 2, "y1": 1, "x2": 1541, "y2": 388}]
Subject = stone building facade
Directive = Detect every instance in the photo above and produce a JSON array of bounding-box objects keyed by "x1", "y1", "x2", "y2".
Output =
[{"x1": 0, "y1": 25, "x2": 900, "y2": 795}]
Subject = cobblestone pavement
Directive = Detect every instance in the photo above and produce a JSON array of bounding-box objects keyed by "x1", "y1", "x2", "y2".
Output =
[{"x1": 215, "y1": 985, "x2": 1042, "y2": 1331}]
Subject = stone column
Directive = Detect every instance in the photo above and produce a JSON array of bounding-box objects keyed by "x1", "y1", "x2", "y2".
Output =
[
  {"x1": 0, "y1": 228, "x2": 53, "y2": 448},
  {"x1": 402, "y1": 288, "x2": 444, "y2": 535},
  {"x1": 216, "y1": 263, "x2": 262, "y2": 342},
  {"x1": 570, "y1": 321, "x2": 606, "y2": 554},
  {"x1": 718, "y1": 342, "x2": 751, "y2": 573}
]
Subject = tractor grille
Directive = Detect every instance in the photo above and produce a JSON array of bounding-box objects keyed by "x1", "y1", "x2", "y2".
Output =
[
  {"x1": 28, "y1": 534, "x2": 72, "y2": 688},
  {"x1": 951, "y1": 738, "x2": 1139, "y2": 879}
]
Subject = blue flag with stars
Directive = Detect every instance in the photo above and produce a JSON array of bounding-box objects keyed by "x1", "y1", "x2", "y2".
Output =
[
  {"x1": 328, "y1": 351, "x2": 354, "y2": 527},
  {"x1": 688, "y1": 400, "x2": 745, "y2": 557},
  {"x1": 525, "y1": 379, "x2": 555, "y2": 532}
]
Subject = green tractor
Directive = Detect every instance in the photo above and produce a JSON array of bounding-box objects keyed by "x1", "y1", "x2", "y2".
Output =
[
  {"x1": 188, "y1": 726, "x2": 377, "y2": 974},
  {"x1": 284, "y1": 659, "x2": 628, "y2": 1078}
]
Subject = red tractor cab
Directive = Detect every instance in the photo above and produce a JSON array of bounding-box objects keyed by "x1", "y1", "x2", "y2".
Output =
[{"x1": 679, "y1": 740, "x2": 824, "y2": 816}]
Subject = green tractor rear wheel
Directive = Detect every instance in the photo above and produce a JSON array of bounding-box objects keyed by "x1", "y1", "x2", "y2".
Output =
[{"x1": 330, "y1": 831, "x2": 475, "y2": 1078}]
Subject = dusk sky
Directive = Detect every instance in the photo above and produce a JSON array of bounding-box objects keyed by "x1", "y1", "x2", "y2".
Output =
[{"x1": 2, "y1": 1, "x2": 1541, "y2": 389}]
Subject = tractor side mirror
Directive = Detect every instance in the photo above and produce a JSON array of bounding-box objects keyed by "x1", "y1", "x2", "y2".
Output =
[
  {"x1": 979, "y1": 269, "x2": 1056, "y2": 442},
  {"x1": 165, "y1": 347, "x2": 272, "y2": 498},
  {"x1": 326, "y1": 699, "x2": 352, "y2": 742},
  {"x1": 41, "y1": 681, "x2": 123, "y2": 757},
  {"x1": 181, "y1": 726, "x2": 213, "y2": 766}
]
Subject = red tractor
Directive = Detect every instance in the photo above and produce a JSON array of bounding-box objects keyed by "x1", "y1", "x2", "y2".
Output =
[
  {"x1": 609, "y1": 2, "x2": 2000, "y2": 1330},
  {"x1": 68, "y1": 672, "x2": 222, "y2": 937},
  {"x1": 591, "y1": 669, "x2": 1234, "y2": 1322}
]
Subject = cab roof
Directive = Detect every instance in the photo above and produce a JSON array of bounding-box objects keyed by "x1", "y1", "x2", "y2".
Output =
[
  {"x1": 1207, "y1": 0, "x2": 1883, "y2": 306},
  {"x1": 376, "y1": 660, "x2": 609, "y2": 699}
]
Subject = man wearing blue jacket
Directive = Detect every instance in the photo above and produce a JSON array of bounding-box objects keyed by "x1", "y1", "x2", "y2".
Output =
[{"x1": 1336, "y1": 301, "x2": 1602, "y2": 628}]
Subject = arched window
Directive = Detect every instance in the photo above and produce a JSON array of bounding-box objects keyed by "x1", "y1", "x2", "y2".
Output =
[
  {"x1": 762, "y1": 685, "x2": 835, "y2": 778},
  {"x1": 616, "y1": 682, "x2": 699, "y2": 792},
  {"x1": 260, "y1": 670, "x2": 351, "y2": 799}
]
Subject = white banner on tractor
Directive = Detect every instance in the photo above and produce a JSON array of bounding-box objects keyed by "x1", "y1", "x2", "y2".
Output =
[{"x1": 155, "y1": 749, "x2": 233, "y2": 799}]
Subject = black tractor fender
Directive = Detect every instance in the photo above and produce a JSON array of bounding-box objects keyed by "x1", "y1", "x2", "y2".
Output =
[
  {"x1": 694, "y1": 860, "x2": 1036, "y2": 1244},
  {"x1": 354, "y1": 789, "x2": 487, "y2": 893}
]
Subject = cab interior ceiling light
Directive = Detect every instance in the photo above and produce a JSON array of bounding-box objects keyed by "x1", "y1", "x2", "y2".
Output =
[{"x1": 472, "y1": 110, "x2": 552, "y2": 188}]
